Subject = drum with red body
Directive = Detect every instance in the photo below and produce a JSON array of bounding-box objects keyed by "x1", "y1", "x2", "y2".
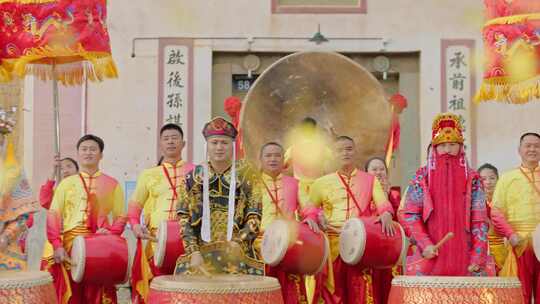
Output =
[
  {"x1": 70, "y1": 234, "x2": 133, "y2": 285},
  {"x1": 388, "y1": 276, "x2": 523, "y2": 304},
  {"x1": 262, "y1": 219, "x2": 329, "y2": 275},
  {"x1": 154, "y1": 220, "x2": 184, "y2": 274},
  {"x1": 0, "y1": 271, "x2": 57, "y2": 304},
  {"x1": 339, "y1": 217, "x2": 407, "y2": 269},
  {"x1": 148, "y1": 275, "x2": 283, "y2": 304}
]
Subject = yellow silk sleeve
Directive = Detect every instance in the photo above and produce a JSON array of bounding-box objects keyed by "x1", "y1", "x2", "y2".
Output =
[
  {"x1": 492, "y1": 174, "x2": 509, "y2": 212},
  {"x1": 130, "y1": 172, "x2": 150, "y2": 208},
  {"x1": 372, "y1": 178, "x2": 389, "y2": 206},
  {"x1": 49, "y1": 179, "x2": 67, "y2": 215},
  {"x1": 308, "y1": 177, "x2": 325, "y2": 208},
  {"x1": 112, "y1": 184, "x2": 126, "y2": 217}
]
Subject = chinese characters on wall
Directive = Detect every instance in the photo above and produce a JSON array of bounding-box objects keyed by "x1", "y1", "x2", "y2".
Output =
[
  {"x1": 158, "y1": 39, "x2": 193, "y2": 161},
  {"x1": 162, "y1": 46, "x2": 189, "y2": 128},
  {"x1": 442, "y1": 41, "x2": 474, "y2": 152}
]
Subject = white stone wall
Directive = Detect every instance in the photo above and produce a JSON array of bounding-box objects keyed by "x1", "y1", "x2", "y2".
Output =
[{"x1": 23, "y1": 0, "x2": 539, "y2": 182}]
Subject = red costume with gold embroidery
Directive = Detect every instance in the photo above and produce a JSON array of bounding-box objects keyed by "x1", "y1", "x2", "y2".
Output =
[{"x1": 401, "y1": 113, "x2": 489, "y2": 276}]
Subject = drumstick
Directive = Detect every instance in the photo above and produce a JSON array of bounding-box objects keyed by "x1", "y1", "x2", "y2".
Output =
[{"x1": 433, "y1": 232, "x2": 454, "y2": 250}]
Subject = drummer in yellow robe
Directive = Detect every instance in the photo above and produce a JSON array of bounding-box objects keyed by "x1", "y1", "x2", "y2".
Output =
[
  {"x1": 128, "y1": 123, "x2": 194, "y2": 303},
  {"x1": 175, "y1": 117, "x2": 263, "y2": 276},
  {"x1": 0, "y1": 118, "x2": 39, "y2": 271},
  {"x1": 257, "y1": 142, "x2": 308, "y2": 304},
  {"x1": 303, "y1": 136, "x2": 395, "y2": 304},
  {"x1": 491, "y1": 132, "x2": 540, "y2": 304},
  {"x1": 46, "y1": 134, "x2": 126, "y2": 304}
]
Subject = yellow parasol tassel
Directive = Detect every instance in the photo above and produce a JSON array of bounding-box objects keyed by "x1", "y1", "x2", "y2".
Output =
[
  {"x1": 0, "y1": 0, "x2": 58, "y2": 3},
  {"x1": 4, "y1": 135, "x2": 17, "y2": 166}
]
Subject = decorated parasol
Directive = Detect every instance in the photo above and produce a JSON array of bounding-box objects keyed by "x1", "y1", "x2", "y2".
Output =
[
  {"x1": 476, "y1": 0, "x2": 540, "y2": 104},
  {"x1": 0, "y1": 0, "x2": 117, "y2": 177}
]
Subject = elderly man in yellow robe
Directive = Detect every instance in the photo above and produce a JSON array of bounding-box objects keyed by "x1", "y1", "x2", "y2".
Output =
[
  {"x1": 46, "y1": 134, "x2": 126, "y2": 304},
  {"x1": 128, "y1": 123, "x2": 194, "y2": 303},
  {"x1": 491, "y1": 132, "x2": 540, "y2": 304}
]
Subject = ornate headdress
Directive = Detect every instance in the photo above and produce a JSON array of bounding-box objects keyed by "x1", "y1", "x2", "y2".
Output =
[
  {"x1": 202, "y1": 117, "x2": 238, "y2": 139},
  {"x1": 431, "y1": 113, "x2": 464, "y2": 146}
]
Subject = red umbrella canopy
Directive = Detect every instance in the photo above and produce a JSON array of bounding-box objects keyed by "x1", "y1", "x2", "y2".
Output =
[
  {"x1": 0, "y1": 0, "x2": 117, "y2": 85},
  {"x1": 476, "y1": 0, "x2": 540, "y2": 104}
]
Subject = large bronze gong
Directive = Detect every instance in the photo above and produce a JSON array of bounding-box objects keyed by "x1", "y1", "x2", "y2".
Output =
[{"x1": 240, "y1": 51, "x2": 392, "y2": 168}]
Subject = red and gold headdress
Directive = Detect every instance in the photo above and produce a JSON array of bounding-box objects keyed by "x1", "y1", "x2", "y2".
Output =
[
  {"x1": 202, "y1": 117, "x2": 238, "y2": 139},
  {"x1": 431, "y1": 113, "x2": 464, "y2": 146}
]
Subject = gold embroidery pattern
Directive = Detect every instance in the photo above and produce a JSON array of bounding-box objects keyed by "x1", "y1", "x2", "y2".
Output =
[
  {"x1": 362, "y1": 268, "x2": 374, "y2": 304},
  {"x1": 0, "y1": 283, "x2": 56, "y2": 304},
  {"x1": 148, "y1": 289, "x2": 283, "y2": 304}
]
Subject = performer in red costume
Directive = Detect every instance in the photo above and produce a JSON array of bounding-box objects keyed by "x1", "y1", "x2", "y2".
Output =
[{"x1": 401, "y1": 113, "x2": 488, "y2": 276}]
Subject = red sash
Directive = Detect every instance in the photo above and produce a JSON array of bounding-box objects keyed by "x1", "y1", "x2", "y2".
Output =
[
  {"x1": 337, "y1": 171, "x2": 375, "y2": 217},
  {"x1": 162, "y1": 162, "x2": 195, "y2": 220},
  {"x1": 79, "y1": 174, "x2": 98, "y2": 232}
]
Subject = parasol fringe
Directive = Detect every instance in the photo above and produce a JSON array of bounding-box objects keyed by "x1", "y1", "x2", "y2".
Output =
[
  {"x1": 474, "y1": 76, "x2": 540, "y2": 104},
  {"x1": 0, "y1": 0, "x2": 58, "y2": 3},
  {"x1": 2, "y1": 44, "x2": 117, "y2": 86},
  {"x1": 0, "y1": 65, "x2": 12, "y2": 83},
  {"x1": 484, "y1": 13, "x2": 540, "y2": 27}
]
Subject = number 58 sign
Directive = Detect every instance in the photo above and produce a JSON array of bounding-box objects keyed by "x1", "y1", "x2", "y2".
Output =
[{"x1": 232, "y1": 74, "x2": 259, "y2": 93}]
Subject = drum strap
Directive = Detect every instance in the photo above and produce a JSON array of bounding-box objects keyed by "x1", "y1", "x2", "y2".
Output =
[
  {"x1": 519, "y1": 167, "x2": 540, "y2": 198},
  {"x1": 261, "y1": 177, "x2": 282, "y2": 216},
  {"x1": 337, "y1": 173, "x2": 362, "y2": 216},
  {"x1": 162, "y1": 165, "x2": 179, "y2": 219}
]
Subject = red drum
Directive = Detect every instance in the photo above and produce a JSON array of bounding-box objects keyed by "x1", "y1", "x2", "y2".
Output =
[
  {"x1": 154, "y1": 220, "x2": 184, "y2": 274},
  {"x1": 70, "y1": 234, "x2": 134, "y2": 285},
  {"x1": 339, "y1": 217, "x2": 407, "y2": 269},
  {"x1": 262, "y1": 219, "x2": 329, "y2": 275},
  {"x1": 0, "y1": 271, "x2": 57, "y2": 304},
  {"x1": 148, "y1": 275, "x2": 283, "y2": 304},
  {"x1": 388, "y1": 276, "x2": 523, "y2": 304}
]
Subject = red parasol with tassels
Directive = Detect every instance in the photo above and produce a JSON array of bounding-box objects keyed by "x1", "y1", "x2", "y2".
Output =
[
  {"x1": 476, "y1": 0, "x2": 540, "y2": 104},
  {"x1": 0, "y1": 0, "x2": 117, "y2": 177}
]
